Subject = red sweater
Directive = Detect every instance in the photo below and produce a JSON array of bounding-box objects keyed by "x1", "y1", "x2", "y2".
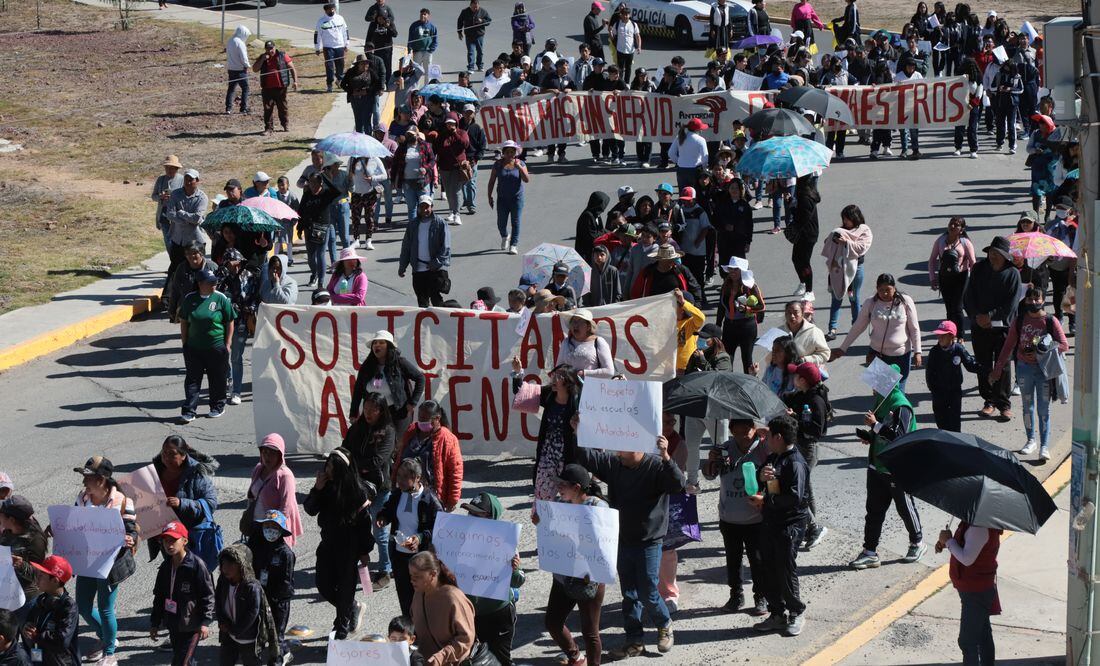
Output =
[
  {"x1": 949, "y1": 523, "x2": 1001, "y2": 593},
  {"x1": 394, "y1": 425, "x2": 464, "y2": 510}
]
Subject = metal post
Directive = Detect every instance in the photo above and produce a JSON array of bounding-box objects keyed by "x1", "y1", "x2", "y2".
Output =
[
  {"x1": 220, "y1": 0, "x2": 226, "y2": 43},
  {"x1": 256, "y1": 0, "x2": 260, "y2": 42},
  {"x1": 1068, "y1": 5, "x2": 1100, "y2": 662}
]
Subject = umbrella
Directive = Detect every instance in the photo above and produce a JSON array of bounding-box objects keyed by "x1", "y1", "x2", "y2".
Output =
[
  {"x1": 876, "y1": 429, "x2": 1057, "y2": 534},
  {"x1": 736, "y1": 34, "x2": 782, "y2": 49},
  {"x1": 776, "y1": 87, "x2": 855, "y2": 125},
  {"x1": 1007, "y1": 232, "x2": 1076, "y2": 266},
  {"x1": 241, "y1": 196, "x2": 299, "y2": 220},
  {"x1": 662, "y1": 372, "x2": 788, "y2": 424},
  {"x1": 201, "y1": 204, "x2": 281, "y2": 233},
  {"x1": 742, "y1": 107, "x2": 818, "y2": 137},
  {"x1": 735, "y1": 135, "x2": 833, "y2": 179},
  {"x1": 314, "y1": 132, "x2": 391, "y2": 158},
  {"x1": 521, "y1": 243, "x2": 591, "y2": 297},
  {"x1": 417, "y1": 82, "x2": 480, "y2": 104}
]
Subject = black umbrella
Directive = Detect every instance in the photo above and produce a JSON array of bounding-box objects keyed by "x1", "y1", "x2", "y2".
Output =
[
  {"x1": 662, "y1": 371, "x2": 788, "y2": 424},
  {"x1": 876, "y1": 429, "x2": 1057, "y2": 534},
  {"x1": 742, "y1": 108, "x2": 817, "y2": 137},
  {"x1": 776, "y1": 87, "x2": 855, "y2": 125}
]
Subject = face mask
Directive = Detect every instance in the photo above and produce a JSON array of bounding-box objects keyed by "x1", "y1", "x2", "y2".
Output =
[
  {"x1": 697, "y1": 337, "x2": 709, "y2": 350},
  {"x1": 1024, "y1": 303, "x2": 1042, "y2": 314},
  {"x1": 1055, "y1": 210, "x2": 1068, "y2": 219},
  {"x1": 416, "y1": 421, "x2": 433, "y2": 432},
  {"x1": 263, "y1": 527, "x2": 283, "y2": 543},
  {"x1": 719, "y1": 157, "x2": 731, "y2": 166}
]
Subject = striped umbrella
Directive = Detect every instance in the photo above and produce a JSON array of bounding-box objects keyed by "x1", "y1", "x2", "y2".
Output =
[{"x1": 735, "y1": 135, "x2": 833, "y2": 179}]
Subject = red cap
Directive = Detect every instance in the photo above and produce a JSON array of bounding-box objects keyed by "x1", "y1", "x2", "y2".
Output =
[
  {"x1": 686, "y1": 118, "x2": 709, "y2": 132},
  {"x1": 680, "y1": 186, "x2": 696, "y2": 201},
  {"x1": 160, "y1": 521, "x2": 189, "y2": 541},
  {"x1": 31, "y1": 555, "x2": 73, "y2": 585},
  {"x1": 932, "y1": 320, "x2": 958, "y2": 336},
  {"x1": 787, "y1": 362, "x2": 822, "y2": 386}
]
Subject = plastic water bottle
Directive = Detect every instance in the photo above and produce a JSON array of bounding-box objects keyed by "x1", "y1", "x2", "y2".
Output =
[
  {"x1": 801, "y1": 404, "x2": 812, "y2": 425},
  {"x1": 741, "y1": 461, "x2": 758, "y2": 496}
]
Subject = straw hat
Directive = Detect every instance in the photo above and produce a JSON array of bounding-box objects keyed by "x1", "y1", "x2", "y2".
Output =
[
  {"x1": 647, "y1": 244, "x2": 685, "y2": 260},
  {"x1": 533, "y1": 289, "x2": 565, "y2": 309},
  {"x1": 162, "y1": 155, "x2": 182, "y2": 168}
]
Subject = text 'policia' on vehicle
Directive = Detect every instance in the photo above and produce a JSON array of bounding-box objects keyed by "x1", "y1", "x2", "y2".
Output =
[{"x1": 627, "y1": 0, "x2": 752, "y2": 45}]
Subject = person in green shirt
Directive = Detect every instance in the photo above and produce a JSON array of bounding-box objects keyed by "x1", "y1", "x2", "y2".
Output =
[
  {"x1": 179, "y1": 269, "x2": 234, "y2": 423},
  {"x1": 460, "y1": 492, "x2": 524, "y2": 666}
]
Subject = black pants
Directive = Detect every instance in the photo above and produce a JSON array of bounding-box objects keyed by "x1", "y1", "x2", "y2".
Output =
[
  {"x1": 939, "y1": 270, "x2": 969, "y2": 336},
  {"x1": 545, "y1": 579, "x2": 604, "y2": 666},
  {"x1": 315, "y1": 538, "x2": 359, "y2": 637},
  {"x1": 1050, "y1": 266, "x2": 1073, "y2": 323},
  {"x1": 475, "y1": 603, "x2": 517, "y2": 666},
  {"x1": 411, "y1": 270, "x2": 446, "y2": 307},
  {"x1": 719, "y1": 520, "x2": 764, "y2": 603},
  {"x1": 268, "y1": 598, "x2": 290, "y2": 664},
  {"x1": 390, "y1": 545, "x2": 416, "y2": 617},
  {"x1": 721, "y1": 316, "x2": 757, "y2": 373},
  {"x1": 658, "y1": 142, "x2": 671, "y2": 167},
  {"x1": 636, "y1": 141, "x2": 652, "y2": 164},
  {"x1": 261, "y1": 88, "x2": 289, "y2": 131},
  {"x1": 546, "y1": 143, "x2": 568, "y2": 158},
  {"x1": 933, "y1": 392, "x2": 963, "y2": 432},
  {"x1": 958, "y1": 587, "x2": 997, "y2": 666},
  {"x1": 166, "y1": 242, "x2": 189, "y2": 295},
  {"x1": 863, "y1": 467, "x2": 922, "y2": 553},
  {"x1": 954, "y1": 106, "x2": 981, "y2": 152},
  {"x1": 791, "y1": 239, "x2": 815, "y2": 291},
  {"x1": 825, "y1": 130, "x2": 847, "y2": 154},
  {"x1": 682, "y1": 254, "x2": 708, "y2": 306},
  {"x1": 182, "y1": 346, "x2": 228, "y2": 417},
  {"x1": 797, "y1": 439, "x2": 818, "y2": 521},
  {"x1": 219, "y1": 639, "x2": 260, "y2": 666},
  {"x1": 616, "y1": 52, "x2": 634, "y2": 78},
  {"x1": 718, "y1": 235, "x2": 750, "y2": 269},
  {"x1": 169, "y1": 629, "x2": 201, "y2": 666},
  {"x1": 870, "y1": 129, "x2": 893, "y2": 152},
  {"x1": 971, "y1": 325, "x2": 1011, "y2": 411},
  {"x1": 589, "y1": 139, "x2": 614, "y2": 159},
  {"x1": 761, "y1": 522, "x2": 805, "y2": 616}
]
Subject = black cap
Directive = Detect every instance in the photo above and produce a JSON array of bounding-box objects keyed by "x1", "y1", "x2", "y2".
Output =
[
  {"x1": 74, "y1": 456, "x2": 113, "y2": 478},
  {"x1": 264, "y1": 40, "x2": 276, "y2": 49},
  {"x1": 698, "y1": 323, "x2": 722, "y2": 340},
  {"x1": 555, "y1": 464, "x2": 591, "y2": 488},
  {"x1": 476, "y1": 287, "x2": 500, "y2": 306},
  {"x1": 0, "y1": 496, "x2": 34, "y2": 522},
  {"x1": 1056, "y1": 195, "x2": 1075, "y2": 209},
  {"x1": 224, "y1": 178, "x2": 242, "y2": 191}
]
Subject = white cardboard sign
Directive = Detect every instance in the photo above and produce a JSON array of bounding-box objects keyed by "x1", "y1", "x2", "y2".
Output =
[
  {"x1": 577, "y1": 378, "x2": 661, "y2": 453},
  {"x1": 535, "y1": 500, "x2": 619, "y2": 584},
  {"x1": 432, "y1": 512, "x2": 521, "y2": 602},
  {"x1": 0, "y1": 546, "x2": 25, "y2": 611},
  {"x1": 326, "y1": 639, "x2": 410, "y2": 665},
  {"x1": 117, "y1": 464, "x2": 177, "y2": 540},
  {"x1": 47, "y1": 505, "x2": 125, "y2": 580},
  {"x1": 861, "y1": 356, "x2": 903, "y2": 397}
]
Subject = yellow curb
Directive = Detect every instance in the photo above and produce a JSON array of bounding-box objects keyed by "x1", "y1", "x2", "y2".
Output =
[
  {"x1": 0, "y1": 294, "x2": 161, "y2": 373},
  {"x1": 806, "y1": 452, "x2": 1072, "y2": 665}
]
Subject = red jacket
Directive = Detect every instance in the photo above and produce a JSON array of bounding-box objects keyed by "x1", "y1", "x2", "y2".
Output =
[
  {"x1": 630, "y1": 263, "x2": 690, "y2": 300},
  {"x1": 430, "y1": 129, "x2": 471, "y2": 171},
  {"x1": 949, "y1": 523, "x2": 1002, "y2": 593},
  {"x1": 394, "y1": 425, "x2": 464, "y2": 510}
]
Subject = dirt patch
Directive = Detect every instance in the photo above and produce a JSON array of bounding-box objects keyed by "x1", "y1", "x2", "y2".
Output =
[
  {"x1": 0, "y1": 0, "x2": 335, "y2": 314},
  {"x1": 767, "y1": 0, "x2": 1078, "y2": 35}
]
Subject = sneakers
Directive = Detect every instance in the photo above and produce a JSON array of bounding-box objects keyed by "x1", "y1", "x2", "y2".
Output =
[
  {"x1": 1011, "y1": 384, "x2": 1022, "y2": 396},
  {"x1": 805, "y1": 525, "x2": 828, "y2": 550},
  {"x1": 500, "y1": 237, "x2": 509, "y2": 251},
  {"x1": 656, "y1": 627, "x2": 674, "y2": 653},
  {"x1": 900, "y1": 150, "x2": 909, "y2": 159},
  {"x1": 909, "y1": 151, "x2": 922, "y2": 160},
  {"x1": 825, "y1": 329, "x2": 838, "y2": 342},
  {"x1": 178, "y1": 413, "x2": 196, "y2": 425},
  {"x1": 364, "y1": 239, "x2": 374, "y2": 250},
  {"x1": 349, "y1": 240, "x2": 360, "y2": 249},
  {"x1": 751, "y1": 199, "x2": 764, "y2": 209},
  {"x1": 228, "y1": 394, "x2": 242, "y2": 406},
  {"x1": 849, "y1": 550, "x2": 880, "y2": 569},
  {"x1": 508, "y1": 245, "x2": 518, "y2": 255},
  {"x1": 749, "y1": 597, "x2": 769, "y2": 616},
  {"x1": 783, "y1": 614, "x2": 805, "y2": 637},
  {"x1": 607, "y1": 642, "x2": 645, "y2": 661},
  {"x1": 953, "y1": 149, "x2": 962, "y2": 156},
  {"x1": 793, "y1": 283, "x2": 807, "y2": 297},
  {"x1": 351, "y1": 600, "x2": 365, "y2": 633},
  {"x1": 84, "y1": 647, "x2": 104, "y2": 663},
  {"x1": 97, "y1": 656, "x2": 119, "y2": 666},
  {"x1": 641, "y1": 162, "x2": 651, "y2": 168},
  {"x1": 208, "y1": 408, "x2": 224, "y2": 419},
  {"x1": 902, "y1": 542, "x2": 927, "y2": 563},
  {"x1": 1009, "y1": 147, "x2": 1017, "y2": 155},
  {"x1": 723, "y1": 590, "x2": 744, "y2": 612},
  {"x1": 664, "y1": 598, "x2": 678, "y2": 613},
  {"x1": 372, "y1": 572, "x2": 393, "y2": 592},
  {"x1": 305, "y1": 279, "x2": 317, "y2": 289},
  {"x1": 869, "y1": 151, "x2": 879, "y2": 160},
  {"x1": 882, "y1": 147, "x2": 893, "y2": 156},
  {"x1": 835, "y1": 151, "x2": 845, "y2": 159},
  {"x1": 802, "y1": 291, "x2": 816, "y2": 303},
  {"x1": 978, "y1": 404, "x2": 996, "y2": 418},
  {"x1": 452, "y1": 214, "x2": 462, "y2": 226},
  {"x1": 753, "y1": 613, "x2": 788, "y2": 633},
  {"x1": 969, "y1": 152, "x2": 979, "y2": 159},
  {"x1": 1040, "y1": 447, "x2": 1052, "y2": 461},
  {"x1": 1019, "y1": 439, "x2": 1038, "y2": 455}
]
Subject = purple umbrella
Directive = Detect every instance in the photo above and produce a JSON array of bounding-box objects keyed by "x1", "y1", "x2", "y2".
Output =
[{"x1": 737, "y1": 34, "x2": 782, "y2": 49}]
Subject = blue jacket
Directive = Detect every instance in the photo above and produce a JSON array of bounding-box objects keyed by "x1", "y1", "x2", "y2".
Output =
[
  {"x1": 407, "y1": 20, "x2": 438, "y2": 53},
  {"x1": 149, "y1": 452, "x2": 220, "y2": 561},
  {"x1": 399, "y1": 214, "x2": 451, "y2": 273}
]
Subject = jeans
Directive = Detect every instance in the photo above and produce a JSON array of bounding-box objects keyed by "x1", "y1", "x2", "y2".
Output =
[
  {"x1": 368, "y1": 489, "x2": 392, "y2": 574},
  {"x1": 461, "y1": 165, "x2": 478, "y2": 209},
  {"x1": 771, "y1": 185, "x2": 793, "y2": 229},
  {"x1": 617, "y1": 541, "x2": 670, "y2": 641},
  {"x1": 374, "y1": 184, "x2": 394, "y2": 223},
  {"x1": 874, "y1": 351, "x2": 912, "y2": 393},
  {"x1": 305, "y1": 233, "x2": 331, "y2": 285},
  {"x1": 225, "y1": 69, "x2": 249, "y2": 112},
  {"x1": 331, "y1": 201, "x2": 351, "y2": 251},
  {"x1": 350, "y1": 95, "x2": 377, "y2": 134},
  {"x1": 954, "y1": 106, "x2": 981, "y2": 152},
  {"x1": 76, "y1": 576, "x2": 119, "y2": 655},
  {"x1": 323, "y1": 46, "x2": 345, "y2": 87},
  {"x1": 545, "y1": 579, "x2": 604, "y2": 666},
  {"x1": 719, "y1": 521, "x2": 764, "y2": 603},
  {"x1": 898, "y1": 128, "x2": 920, "y2": 153},
  {"x1": 958, "y1": 587, "x2": 997, "y2": 666},
  {"x1": 1017, "y1": 362, "x2": 1051, "y2": 447},
  {"x1": 465, "y1": 37, "x2": 484, "y2": 71},
  {"x1": 496, "y1": 194, "x2": 523, "y2": 246},
  {"x1": 403, "y1": 182, "x2": 428, "y2": 220},
  {"x1": 228, "y1": 323, "x2": 248, "y2": 396},
  {"x1": 863, "y1": 467, "x2": 922, "y2": 552},
  {"x1": 761, "y1": 522, "x2": 805, "y2": 616},
  {"x1": 182, "y1": 345, "x2": 228, "y2": 416},
  {"x1": 828, "y1": 263, "x2": 864, "y2": 331}
]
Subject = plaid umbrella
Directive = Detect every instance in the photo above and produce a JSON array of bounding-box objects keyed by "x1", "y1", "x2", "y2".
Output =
[
  {"x1": 736, "y1": 135, "x2": 833, "y2": 179},
  {"x1": 201, "y1": 205, "x2": 281, "y2": 233}
]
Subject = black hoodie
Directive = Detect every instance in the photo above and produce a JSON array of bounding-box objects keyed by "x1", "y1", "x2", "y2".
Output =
[{"x1": 575, "y1": 191, "x2": 611, "y2": 261}]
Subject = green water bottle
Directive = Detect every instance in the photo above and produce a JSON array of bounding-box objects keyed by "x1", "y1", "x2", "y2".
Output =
[{"x1": 741, "y1": 461, "x2": 759, "y2": 496}]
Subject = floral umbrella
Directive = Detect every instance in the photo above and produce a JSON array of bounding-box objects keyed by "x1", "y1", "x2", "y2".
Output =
[
  {"x1": 1007, "y1": 231, "x2": 1076, "y2": 268},
  {"x1": 521, "y1": 243, "x2": 591, "y2": 297},
  {"x1": 241, "y1": 196, "x2": 299, "y2": 220},
  {"x1": 201, "y1": 204, "x2": 281, "y2": 233}
]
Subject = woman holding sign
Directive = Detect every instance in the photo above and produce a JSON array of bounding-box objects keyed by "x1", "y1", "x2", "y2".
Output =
[
  {"x1": 511, "y1": 359, "x2": 581, "y2": 501},
  {"x1": 555, "y1": 309, "x2": 614, "y2": 378}
]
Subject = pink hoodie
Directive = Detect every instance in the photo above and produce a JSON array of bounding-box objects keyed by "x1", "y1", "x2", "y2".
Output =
[
  {"x1": 790, "y1": 1, "x2": 825, "y2": 29},
  {"x1": 250, "y1": 433, "x2": 304, "y2": 546}
]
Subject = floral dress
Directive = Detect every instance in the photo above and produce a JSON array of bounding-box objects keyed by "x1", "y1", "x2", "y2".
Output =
[{"x1": 535, "y1": 402, "x2": 570, "y2": 500}]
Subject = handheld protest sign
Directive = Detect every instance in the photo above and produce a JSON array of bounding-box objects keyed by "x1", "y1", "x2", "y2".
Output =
[
  {"x1": 861, "y1": 357, "x2": 903, "y2": 399},
  {"x1": 432, "y1": 512, "x2": 521, "y2": 602},
  {"x1": 535, "y1": 499, "x2": 618, "y2": 584},
  {"x1": 577, "y1": 378, "x2": 661, "y2": 454}
]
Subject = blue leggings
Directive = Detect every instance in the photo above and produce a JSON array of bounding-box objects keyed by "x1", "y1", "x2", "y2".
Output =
[{"x1": 76, "y1": 576, "x2": 119, "y2": 654}]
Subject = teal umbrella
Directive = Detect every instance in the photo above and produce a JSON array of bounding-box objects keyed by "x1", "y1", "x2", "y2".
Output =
[
  {"x1": 201, "y1": 204, "x2": 281, "y2": 233},
  {"x1": 735, "y1": 135, "x2": 833, "y2": 179}
]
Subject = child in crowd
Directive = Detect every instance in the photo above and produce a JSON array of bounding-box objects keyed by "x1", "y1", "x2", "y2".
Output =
[
  {"x1": 762, "y1": 336, "x2": 799, "y2": 397},
  {"x1": 387, "y1": 616, "x2": 424, "y2": 666},
  {"x1": 151, "y1": 522, "x2": 215, "y2": 666},
  {"x1": 659, "y1": 413, "x2": 690, "y2": 613},
  {"x1": 925, "y1": 320, "x2": 979, "y2": 432},
  {"x1": 781, "y1": 362, "x2": 830, "y2": 550},
  {"x1": 0, "y1": 609, "x2": 20, "y2": 663},
  {"x1": 249, "y1": 511, "x2": 296, "y2": 665},
  {"x1": 216, "y1": 544, "x2": 271, "y2": 665},
  {"x1": 23, "y1": 555, "x2": 79, "y2": 665},
  {"x1": 376, "y1": 459, "x2": 442, "y2": 617}
]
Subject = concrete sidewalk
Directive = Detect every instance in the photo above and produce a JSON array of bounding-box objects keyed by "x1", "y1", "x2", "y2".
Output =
[
  {"x1": 0, "y1": 0, "x2": 362, "y2": 372},
  {"x1": 838, "y1": 487, "x2": 1069, "y2": 665}
]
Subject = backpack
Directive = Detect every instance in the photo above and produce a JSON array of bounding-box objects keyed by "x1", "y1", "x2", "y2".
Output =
[
  {"x1": 817, "y1": 383, "x2": 836, "y2": 435},
  {"x1": 938, "y1": 243, "x2": 961, "y2": 276}
]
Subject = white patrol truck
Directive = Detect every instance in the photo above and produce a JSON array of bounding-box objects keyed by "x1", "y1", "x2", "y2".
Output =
[{"x1": 626, "y1": 0, "x2": 753, "y2": 46}]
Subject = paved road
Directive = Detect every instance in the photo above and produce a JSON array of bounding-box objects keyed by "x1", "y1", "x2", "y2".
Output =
[{"x1": 1, "y1": 2, "x2": 1074, "y2": 663}]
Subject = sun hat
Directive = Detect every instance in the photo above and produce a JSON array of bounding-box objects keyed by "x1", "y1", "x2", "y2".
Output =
[
  {"x1": 648, "y1": 244, "x2": 685, "y2": 260},
  {"x1": 501, "y1": 139, "x2": 521, "y2": 151},
  {"x1": 533, "y1": 289, "x2": 566, "y2": 309},
  {"x1": 163, "y1": 155, "x2": 182, "y2": 168},
  {"x1": 932, "y1": 320, "x2": 958, "y2": 336},
  {"x1": 791, "y1": 30, "x2": 805, "y2": 40},
  {"x1": 569, "y1": 308, "x2": 596, "y2": 326},
  {"x1": 160, "y1": 521, "x2": 189, "y2": 541},
  {"x1": 982, "y1": 236, "x2": 1013, "y2": 261},
  {"x1": 477, "y1": 287, "x2": 501, "y2": 307},
  {"x1": 787, "y1": 362, "x2": 822, "y2": 386},
  {"x1": 323, "y1": 153, "x2": 343, "y2": 167},
  {"x1": 741, "y1": 269, "x2": 756, "y2": 288},
  {"x1": 31, "y1": 555, "x2": 73, "y2": 585},
  {"x1": 74, "y1": 456, "x2": 113, "y2": 478},
  {"x1": 723, "y1": 257, "x2": 750, "y2": 272},
  {"x1": 255, "y1": 509, "x2": 292, "y2": 536},
  {"x1": 337, "y1": 247, "x2": 365, "y2": 263},
  {"x1": 370, "y1": 330, "x2": 396, "y2": 345}
]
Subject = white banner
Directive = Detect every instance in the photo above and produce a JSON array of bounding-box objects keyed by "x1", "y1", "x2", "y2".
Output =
[
  {"x1": 432, "y1": 512, "x2": 520, "y2": 602},
  {"x1": 47, "y1": 505, "x2": 125, "y2": 580},
  {"x1": 117, "y1": 464, "x2": 177, "y2": 540},
  {"x1": 327, "y1": 639, "x2": 409, "y2": 666},
  {"x1": 252, "y1": 295, "x2": 678, "y2": 454},
  {"x1": 535, "y1": 500, "x2": 619, "y2": 584},
  {"x1": 577, "y1": 378, "x2": 661, "y2": 453},
  {"x1": 0, "y1": 546, "x2": 25, "y2": 611}
]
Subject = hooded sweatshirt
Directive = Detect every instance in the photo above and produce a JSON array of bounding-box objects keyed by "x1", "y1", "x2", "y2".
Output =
[
  {"x1": 215, "y1": 543, "x2": 263, "y2": 644},
  {"x1": 462, "y1": 493, "x2": 526, "y2": 616},
  {"x1": 259, "y1": 254, "x2": 299, "y2": 305},
  {"x1": 249, "y1": 434, "x2": 304, "y2": 547},
  {"x1": 575, "y1": 192, "x2": 611, "y2": 262},
  {"x1": 227, "y1": 25, "x2": 252, "y2": 71}
]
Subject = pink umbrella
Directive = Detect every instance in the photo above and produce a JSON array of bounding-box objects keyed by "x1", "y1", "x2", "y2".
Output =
[{"x1": 241, "y1": 196, "x2": 299, "y2": 220}]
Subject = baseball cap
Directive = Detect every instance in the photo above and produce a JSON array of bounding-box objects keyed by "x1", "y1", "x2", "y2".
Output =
[
  {"x1": 617, "y1": 185, "x2": 635, "y2": 198},
  {"x1": 253, "y1": 171, "x2": 271, "y2": 183},
  {"x1": 0, "y1": 496, "x2": 33, "y2": 522},
  {"x1": 680, "y1": 186, "x2": 696, "y2": 201},
  {"x1": 655, "y1": 183, "x2": 674, "y2": 194},
  {"x1": 417, "y1": 194, "x2": 434, "y2": 206},
  {"x1": 0, "y1": 472, "x2": 12, "y2": 492},
  {"x1": 787, "y1": 362, "x2": 822, "y2": 386},
  {"x1": 555, "y1": 463, "x2": 592, "y2": 488},
  {"x1": 594, "y1": 58, "x2": 606, "y2": 66},
  {"x1": 196, "y1": 269, "x2": 219, "y2": 284},
  {"x1": 73, "y1": 456, "x2": 113, "y2": 478},
  {"x1": 224, "y1": 178, "x2": 242, "y2": 191},
  {"x1": 461, "y1": 491, "x2": 502, "y2": 518},
  {"x1": 462, "y1": 103, "x2": 476, "y2": 113},
  {"x1": 521, "y1": 55, "x2": 531, "y2": 65},
  {"x1": 697, "y1": 323, "x2": 722, "y2": 340},
  {"x1": 31, "y1": 555, "x2": 73, "y2": 585},
  {"x1": 183, "y1": 168, "x2": 200, "y2": 180},
  {"x1": 932, "y1": 320, "x2": 958, "y2": 336},
  {"x1": 552, "y1": 261, "x2": 570, "y2": 275},
  {"x1": 161, "y1": 521, "x2": 189, "y2": 541},
  {"x1": 264, "y1": 39, "x2": 276, "y2": 49},
  {"x1": 657, "y1": 221, "x2": 672, "y2": 231},
  {"x1": 1019, "y1": 209, "x2": 1038, "y2": 223}
]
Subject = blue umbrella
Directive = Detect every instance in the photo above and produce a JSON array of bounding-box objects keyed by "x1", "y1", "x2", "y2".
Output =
[
  {"x1": 736, "y1": 135, "x2": 833, "y2": 179},
  {"x1": 314, "y1": 132, "x2": 391, "y2": 158},
  {"x1": 736, "y1": 34, "x2": 782, "y2": 49},
  {"x1": 417, "y1": 82, "x2": 480, "y2": 104}
]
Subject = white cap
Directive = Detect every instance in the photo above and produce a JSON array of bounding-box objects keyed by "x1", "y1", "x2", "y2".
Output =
[
  {"x1": 987, "y1": 9, "x2": 997, "y2": 16},
  {"x1": 617, "y1": 185, "x2": 635, "y2": 198},
  {"x1": 183, "y1": 168, "x2": 200, "y2": 179},
  {"x1": 462, "y1": 103, "x2": 476, "y2": 112},
  {"x1": 521, "y1": 55, "x2": 532, "y2": 65},
  {"x1": 253, "y1": 171, "x2": 271, "y2": 183},
  {"x1": 791, "y1": 30, "x2": 804, "y2": 40},
  {"x1": 417, "y1": 194, "x2": 434, "y2": 206}
]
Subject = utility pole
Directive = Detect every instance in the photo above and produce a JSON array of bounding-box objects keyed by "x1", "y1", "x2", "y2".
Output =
[{"x1": 1067, "y1": 0, "x2": 1100, "y2": 659}]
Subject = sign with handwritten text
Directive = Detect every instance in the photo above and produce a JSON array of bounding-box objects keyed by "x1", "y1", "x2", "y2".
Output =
[
  {"x1": 433, "y1": 512, "x2": 521, "y2": 602},
  {"x1": 577, "y1": 378, "x2": 661, "y2": 453},
  {"x1": 326, "y1": 639, "x2": 409, "y2": 665},
  {"x1": 117, "y1": 464, "x2": 177, "y2": 540},
  {"x1": 535, "y1": 500, "x2": 619, "y2": 584},
  {"x1": 47, "y1": 505, "x2": 125, "y2": 579},
  {"x1": 0, "y1": 546, "x2": 25, "y2": 611}
]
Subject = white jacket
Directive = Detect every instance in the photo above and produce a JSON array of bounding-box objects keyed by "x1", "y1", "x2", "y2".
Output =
[
  {"x1": 226, "y1": 25, "x2": 251, "y2": 71},
  {"x1": 315, "y1": 12, "x2": 349, "y2": 50}
]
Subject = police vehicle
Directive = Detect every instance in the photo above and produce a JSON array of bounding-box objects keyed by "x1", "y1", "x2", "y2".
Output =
[{"x1": 626, "y1": 0, "x2": 753, "y2": 46}]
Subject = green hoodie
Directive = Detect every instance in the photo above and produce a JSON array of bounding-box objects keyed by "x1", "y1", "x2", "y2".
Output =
[
  {"x1": 867, "y1": 365, "x2": 916, "y2": 473},
  {"x1": 461, "y1": 492, "x2": 526, "y2": 615}
]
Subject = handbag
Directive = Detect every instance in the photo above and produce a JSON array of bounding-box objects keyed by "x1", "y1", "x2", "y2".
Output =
[
  {"x1": 439, "y1": 270, "x2": 452, "y2": 294},
  {"x1": 239, "y1": 477, "x2": 268, "y2": 539},
  {"x1": 307, "y1": 224, "x2": 328, "y2": 245},
  {"x1": 458, "y1": 161, "x2": 474, "y2": 184}
]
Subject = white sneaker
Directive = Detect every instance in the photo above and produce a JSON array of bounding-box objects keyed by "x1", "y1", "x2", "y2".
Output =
[
  {"x1": 802, "y1": 291, "x2": 816, "y2": 303},
  {"x1": 446, "y1": 212, "x2": 455, "y2": 223},
  {"x1": 509, "y1": 245, "x2": 518, "y2": 255},
  {"x1": 349, "y1": 240, "x2": 360, "y2": 249},
  {"x1": 305, "y1": 279, "x2": 317, "y2": 288},
  {"x1": 452, "y1": 214, "x2": 462, "y2": 226},
  {"x1": 1019, "y1": 439, "x2": 1038, "y2": 455},
  {"x1": 1009, "y1": 147, "x2": 1017, "y2": 155},
  {"x1": 532, "y1": 149, "x2": 545, "y2": 157},
  {"x1": 228, "y1": 394, "x2": 242, "y2": 406},
  {"x1": 751, "y1": 199, "x2": 764, "y2": 210},
  {"x1": 794, "y1": 283, "x2": 807, "y2": 297},
  {"x1": 1040, "y1": 447, "x2": 1052, "y2": 461},
  {"x1": 1012, "y1": 384, "x2": 1021, "y2": 396},
  {"x1": 641, "y1": 161, "x2": 651, "y2": 168},
  {"x1": 665, "y1": 598, "x2": 679, "y2": 613},
  {"x1": 500, "y1": 237, "x2": 508, "y2": 251},
  {"x1": 969, "y1": 152, "x2": 978, "y2": 159},
  {"x1": 365, "y1": 239, "x2": 374, "y2": 250},
  {"x1": 953, "y1": 149, "x2": 961, "y2": 156},
  {"x1": 883, "y1": 147, "x2": 894, "y2": 156}
]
